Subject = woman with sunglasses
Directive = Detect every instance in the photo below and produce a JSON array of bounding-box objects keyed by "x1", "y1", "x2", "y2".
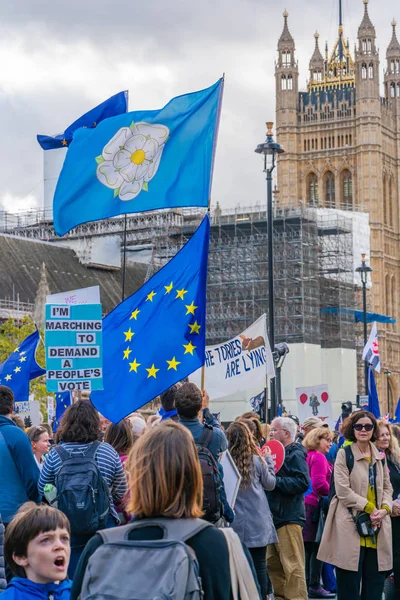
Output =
[{"x1": 318, "y1": 411, "x2": 393, "y2": 600}]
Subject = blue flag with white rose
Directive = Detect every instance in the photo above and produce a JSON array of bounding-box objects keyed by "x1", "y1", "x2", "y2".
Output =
[{"x1": 53, "y1": 79, "x2": 224, "y2": 236}]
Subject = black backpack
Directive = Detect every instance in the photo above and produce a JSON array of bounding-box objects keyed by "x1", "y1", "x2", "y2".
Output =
[
  {"x1": 195, "y1": 426, "x2": 223, "y2": 524},
  {"x1": 54, "y1": 442, "x2": 110, "y2": 535},
  {"x1": 326, "y1": 444, "x2": 354, "y2": 509}
]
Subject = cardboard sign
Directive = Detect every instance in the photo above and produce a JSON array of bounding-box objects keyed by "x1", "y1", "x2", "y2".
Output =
[
  {"x1": 14, "y1": 400, "x2": 41, "y2": 427},
  {"x1": 220, "y1": 450, "x2": 242, "y2": 508},
  {"x1": 262, "y1": 440, "x2": 285, "y2": 473},
  {"x1": 45, "y1": 303, "x2": 103, "y2": 393},
  {"x1": 295, "y1": 384, "x2": 332, "y2": 424},
  {"x1": 46, "y1": 286, "x2": 100, "y2": 306}
]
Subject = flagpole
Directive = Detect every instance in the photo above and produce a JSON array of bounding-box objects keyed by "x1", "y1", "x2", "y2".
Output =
[{"x1": 121, "y1": 214, "x2": 128, "y2": 302}]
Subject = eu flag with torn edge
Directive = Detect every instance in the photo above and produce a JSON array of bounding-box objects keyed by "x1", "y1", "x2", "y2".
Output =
[
  {"x1": 53, "y1": 79, "x2": 223, "y2": 236},
  {"x1": 0, "y1": 329, "x2": 45, "y2": 401},
  {"x1": 37, "y1": 91, "x2": 128, "y2": 150},
  {"x1": 91, "y1": 216, "x2": 210, "y2": 423}
]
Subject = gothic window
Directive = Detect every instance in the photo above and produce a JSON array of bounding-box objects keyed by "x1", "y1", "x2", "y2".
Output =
[
  {"x1": 325, "y1": 172, "x2": 335, "y2": 208},
  {"x1": 307, "y1": 173, "x2": 319, "y2": 205},
  {"x1": 397, "y1": 60, "x2": 400, "y2": 74},
  {"x1": 391, "y1": 60, "x2": 396, "y2": 74},
  {"x1": 345, "y1": 134, "x2": 348, "y2": 145},
  {"x1": 281, "y1": 76, "x2": 287, "y2": 90},
  {"x1": 389, "y1": 177, "x2": 393, "y2": 226},
  {"x1": 282, "y1": 51, "x2": 291, "y2": 66},
  {"x1": 362, "y1": 40, "x2": 367, "y2": 53},
  {"x1": 397, "y1": 83, "x2": 400, "y2": 97},
  {"x1": 337, "y1": 135, "x2": 340, "y2": 147},
  {"x1": 304, "y1": 140, "x2": 307, "y2": 152},
  {"x1": 383, "y1": 175, "x2": 388, "y2": 224},
  {"x1": 287, "y1": 75, "x2": 293, "y2": 90},
  {"x1": 341, "y1": 170, "x2": 353, "y2": 210},
  {"x1": 368, "y1": 64, "x2": 373, "y2": 79},
  {"x1": 391, "y1": 276, "x2": 396, "y2": 321},
  {"x1": 367, "y1": 39, "x2": 372, "y2": 52},
  {"x1": 391, "y1": 83, "x2": 396, "y2": 98},
  {"x1": 385, "y1": 274, "x2": 390, "y2": 317},
  {"x1": 362, "y1": 64, "x2": 367, "y2": 79}
]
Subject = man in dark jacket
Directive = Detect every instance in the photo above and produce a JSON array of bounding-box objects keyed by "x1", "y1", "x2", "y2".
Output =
[
  {"x1": 0, "y1": 386, "x2": 40, "y2": 525},
  {"x1": 266, "y1": 417, "x2": 310, "y2": 600}
]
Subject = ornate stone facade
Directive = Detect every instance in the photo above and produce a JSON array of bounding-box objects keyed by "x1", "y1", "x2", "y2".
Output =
[{"x1": 275, "y1": 0, "x2": 400, "y2": 412}]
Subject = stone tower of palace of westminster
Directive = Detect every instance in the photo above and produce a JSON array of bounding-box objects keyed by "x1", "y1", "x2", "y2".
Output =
[{"x1": 275, "y1": 0, "x2": 400, "y2": 408}]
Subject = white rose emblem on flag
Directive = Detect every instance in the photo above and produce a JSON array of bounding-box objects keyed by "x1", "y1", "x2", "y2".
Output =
[{"x1": 95, "y1": 122, "x2": 169, "y2": 201}]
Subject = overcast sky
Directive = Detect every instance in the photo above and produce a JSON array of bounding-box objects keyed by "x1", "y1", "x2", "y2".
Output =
[{"x1": 0, "y1": 0, "x2": 398, "y2": 216}]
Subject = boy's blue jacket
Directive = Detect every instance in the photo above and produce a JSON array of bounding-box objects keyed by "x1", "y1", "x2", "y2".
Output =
[
  {"x1": 2, "y1": 578, "x2": 72, "y2": 599},
  {"x1": 0, "y1": 415, "x2": 40, "y2": 523}
]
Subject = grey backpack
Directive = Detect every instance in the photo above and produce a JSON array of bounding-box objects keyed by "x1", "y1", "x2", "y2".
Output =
[{"x1": 80, "y1": 518, "x2": 211, "y2": 600}]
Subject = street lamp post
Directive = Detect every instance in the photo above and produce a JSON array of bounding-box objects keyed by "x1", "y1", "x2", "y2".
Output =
[
  {"x1": 255, "y1": 122, "x2": 284, "y2": 419},
  {"x1": 384, "y1": 369, "x2": 392, "y2": 414},
  {"x1": 356, "y1": 254, "x2": 372, "y2": 396}
]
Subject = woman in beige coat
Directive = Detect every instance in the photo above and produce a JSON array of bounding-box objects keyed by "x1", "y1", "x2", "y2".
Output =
[{"x1": 318, "y1": 411, "x2": 393, "y2": 600}]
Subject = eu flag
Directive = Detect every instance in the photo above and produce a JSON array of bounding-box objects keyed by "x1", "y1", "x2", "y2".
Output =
[
  {"x1": 0, "y1": 330, "x2": 45, "y2": 401},
  {"x1": 52, "y1": 391, "x2": 72, "y2": 432},
  {"x1": 37, "y1": 91, "x2": 128, "y2": 150},
  {"x1": 368, "y1": 367, "x2": 381, "y2": 419},
  {"x1": 53, "y1": 79, "x2": 223, "y2": 236},
  {"x1": 91, "y1": 216, "x2": 210, "y2": 423}
]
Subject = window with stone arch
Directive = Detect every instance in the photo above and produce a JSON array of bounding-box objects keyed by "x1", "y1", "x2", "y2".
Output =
[
  {"x1": 368, "y1": 64, "x2": 373, "y2": 79},
  {"x1": 391, "y1": 276, "x2": 396, "y2": 322},
  {"x1": 391, "y1": 83, "x2": 396, "y2": 97},
  {"x1": 362, "y1": 39, "x2": 367, "y2": 53},
  {"x1": 282, "y1": 50, "x2": 291, "y2": 66},
  {"x1": 391, "y1": 60, "x2": 396, "y2": 74},
  {"x1": 325, "y1": 172, "x2": 335, "y2": 208},
  {"x1": 341, "y1": 170, "x2": 353, "y2": 210},
  {"x1": 389, "y1": 176, "x2": 393, "y2": 226},
  {"x1": 397, "y1": 83, "x2": 400, "y2": 97},
  {"x1": 385, "y1": 274, "x2": 390, "y2": 317},
  {"x1": 383, "y1": 174, "x2": 388, "y2": 225},
  {"x1": 281, "y1": 76, "x2": 287, "y2": 90},
  {"x1": 287, "y1": 75, "x2": 293, "y2": 90},
  {"x1": 361, "y1": 64, "x2": 367, "y2": 79},
  {"x1": 307, "y1": 173, "x2": 319, "y2": 206},
  {"x1": 397, "y1": 59, "x2": 400, "y2": 74},
  {"x1": 367, "y1": 39, "x2": 372, "y2": 52}
]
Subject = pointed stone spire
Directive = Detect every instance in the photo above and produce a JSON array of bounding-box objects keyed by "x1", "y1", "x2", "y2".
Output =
[
  {"x1": 278, "y1": 9, "x2": 294, "y2": 46},
  {"x1": 310, "y1": 32, "x2": 324, "y2": 68},
  {"x1": 358, "y1": 0, "x2": 376, "y2": 37},
  {"x1": 387, "y1": 19, "x2": 400, "y2": 58},
  {"x1": 33, "y1": 262, "x2": 50, "y2": 330}
]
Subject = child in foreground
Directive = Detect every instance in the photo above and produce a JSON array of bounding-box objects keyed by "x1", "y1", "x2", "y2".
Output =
[{"x1": 3, "y1": 502, "x2": 72, "y2": 599}]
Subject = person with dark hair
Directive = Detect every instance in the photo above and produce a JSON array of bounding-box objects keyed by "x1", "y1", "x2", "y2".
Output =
[
  {"x1": 38, "y1": 400, "x2": 127, "y2": 577},
  {"x1": 318, "y1": 411, "x2": 393, "y2": 600},
  {"x1": 104, "y1": 419, "x2": 135, "y2": 524},
  {"x1": 0, "y1": 386, "x2": 40, "y2": 528},
  {"x1": 3, "y1": 502, "x2": 71, "y2": 599},
  {"x1": 175, "y1": 382, "x2": 227, "y2": 460},
  {"x1": 158, "y1": 384, "x2": 180, "y2": 421}
]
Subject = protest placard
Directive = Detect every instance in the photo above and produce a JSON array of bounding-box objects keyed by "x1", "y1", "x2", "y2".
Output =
[
  {"x1": 14, "y1": 400, "x2": 41, "y2": 427},
  {"x1": 190, "y1": 314, "x2": 275, "y2": 400},
  {"x1": 220, "y1": 450, "x2": 242, "y2": 508},
  {"x1": 46, "y1": 285, "x2": 100, "y2": 306},
  {"x1": 295, "y1": 384, "x2": 332, "y2": 424},
  {"x1": 45, "y1": 303, "x2": 103, "y2": 393}
]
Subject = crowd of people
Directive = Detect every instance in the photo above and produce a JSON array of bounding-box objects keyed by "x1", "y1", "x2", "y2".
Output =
[{"x1": 0, "y1": 381, "x2": 399, "y2": 600}]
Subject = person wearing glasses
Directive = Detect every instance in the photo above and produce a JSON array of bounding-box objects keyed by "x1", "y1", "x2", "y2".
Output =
[{"x1": 318, "y1": 411, "x2": 393, "y2": 600}]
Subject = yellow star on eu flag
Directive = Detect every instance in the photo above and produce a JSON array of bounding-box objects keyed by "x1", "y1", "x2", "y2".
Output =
[
  {"x1": 124, "y1": 328, "x2": 134, "y2": 342},
  {"x1": 5, "y1": 374, "x2": 12, "y2": 381},
  {"x1": 183, "y1": 341, "x2": 196, "y2": 355},
  {"x1": 189, "y1": 321, "x2": 201, "y2": 334},
  {"x1": 164, "y1": 282, "x2": 173, "y2": 294},
  {"x1": 146, "y1": 364, "x2": 159, "y2": 378},
  {"x1": 146, "y1": 291, "x2": 157, "y2": 302},
  {"x1": 185, "y1": 301, "x2": 198, "y2": 315},
  {"x1": 14, "y1": 367, "x2": 21, "y2": 373},
  {"x1": 129, "y1": 359, "x2": 141, "y2": 373},
  {"x1": 62, "y1": 139, "x2": 68, "y2": 146},
  {"x1": 176, "y1": 288, "x2": 188, "y2": 300},
  {"x1": 129, "y1": 309, "x2": 140, "y2": 320},
  {"x1": 123, "y1": 348, "x2": 132, "y2": 360},
  {"x1": 166, "y1": 357, "x2": 181, "y2": 371},
  {"x1": 19, "y1": 356, "x2": 27, "y2": 363}
]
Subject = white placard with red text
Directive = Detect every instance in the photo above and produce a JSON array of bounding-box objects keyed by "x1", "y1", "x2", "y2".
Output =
[{"x1": 295, "y1": 384, "x2": 332, "y2": 424}]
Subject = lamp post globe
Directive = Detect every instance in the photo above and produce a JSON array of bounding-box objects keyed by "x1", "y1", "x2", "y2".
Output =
[{"x1": 255, "y1": 122, "x2": 284, "y2": 419}]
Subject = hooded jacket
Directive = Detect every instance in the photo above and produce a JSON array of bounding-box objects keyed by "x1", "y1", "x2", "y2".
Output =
[
  {"x1": 2, "y1": 578, "x2": 72, "y2": 600},
  {"x1": 0, "y1": 415, "x2": 40, "y2": 523},
  {"x1": 266, "y1": 442, "x2": 310, "y2": 529}
]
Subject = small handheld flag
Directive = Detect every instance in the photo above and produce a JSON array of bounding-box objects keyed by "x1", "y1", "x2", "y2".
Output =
[
  {"x1": 91, "y1": 216, "x2": 210, "y2": 423},
  {"x1": 367, "y1": 367, "x2": 381, "y2": 419},
  {"x1": 53, "y1": 79, "x2": 224, "y2": 236},
  {"x1": 37, "y1": 91, "x2": 128, "y2": 150},
  {"x1": 52, "y1": 391, "x2": 73, "y2": 432},
  {"x1": 362, "y1": 322, "x2": 380, "y2": 373},
  {"x1": 0, "y1": 330, "x2": 45, "y2": 401}
]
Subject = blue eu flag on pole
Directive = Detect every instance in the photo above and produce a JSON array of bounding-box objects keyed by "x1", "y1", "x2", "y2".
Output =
[
  {"x1": 53, "y1": 79, "x2": 224, "y2": 236},
  {"x1": 368, "y1": 367, "x2": 381, "y2": 419},
  {"x1": 0, "y1": 330, "x2": 45, "y2": 401},
  {"x1": 52, "y1": 392, "x2": 73, "y2": 432},
  {"x1": 91, "y1": 216, "x2": 210, "y2": 423},
  {"x1": 37, "y1": 91, "x2": 128, "y2": 150}
]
